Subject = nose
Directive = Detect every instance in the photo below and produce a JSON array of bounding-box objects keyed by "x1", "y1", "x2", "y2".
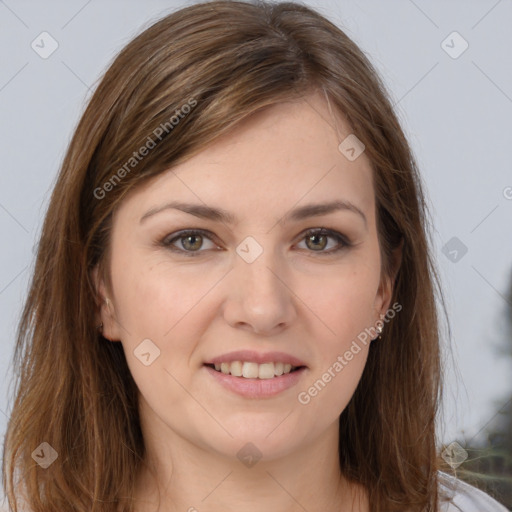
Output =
[{"x1": 221, "y1": 244, "x2": 297, "y2": 335}]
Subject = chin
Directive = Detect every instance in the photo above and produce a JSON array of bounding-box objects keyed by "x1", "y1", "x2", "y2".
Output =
[{"x1": 198, "y1": 422, "x2": 306, "y2": 462}]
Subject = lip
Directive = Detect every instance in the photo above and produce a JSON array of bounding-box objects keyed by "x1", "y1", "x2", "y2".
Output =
[
  {"x1": 204, "y1": 350, "x2": 307, "y2": 367},
  {"x1": 204, "y1": 365, "x2": 307, "y2": 398}
]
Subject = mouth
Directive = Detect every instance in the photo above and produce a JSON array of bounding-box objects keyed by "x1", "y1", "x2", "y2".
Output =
[{"x1": 204, "y1": 361, "x2": 306, "y2": 379}]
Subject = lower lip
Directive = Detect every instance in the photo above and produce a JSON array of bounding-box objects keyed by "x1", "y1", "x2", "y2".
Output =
[{"x1": 204, "y1": 365, "x2": 307, "y2": 398}]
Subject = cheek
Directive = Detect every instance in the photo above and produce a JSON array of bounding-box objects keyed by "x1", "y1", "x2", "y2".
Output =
[
  {"x1": 111, "y1": 258, "x2": 222, "y2": 398},
  {"x1": 296, "y1": 286, "x2": 372, "y2": 421},
  {"x1": 292, "y1": 266, "x2": 377, "y2": 414},
  {"x1": 113, "y1": 263, "x2": 209, "y2": 411},
  {"x1": 112, "y1": 255, "x2": 216, "y2": 338},
  {"x1": 301, "y1": 266, "x2": 380, "y2": 345},
  {"x1": 296, "y1": 322, "x2": 370, "y2": 430}
]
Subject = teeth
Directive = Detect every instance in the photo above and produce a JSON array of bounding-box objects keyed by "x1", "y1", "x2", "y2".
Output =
[
  {"x1": 258, "y1": 362, "x2": 274, "y2": 379},
  {"x1": 230, "y1": 360, "x2": 243, "y2": 377},
  {"x1": 242, "y1": 362, "x2": 259, "y2": 378},
  {"x1": 210, "y1": 361, "x2": 299, "y2": 378}
]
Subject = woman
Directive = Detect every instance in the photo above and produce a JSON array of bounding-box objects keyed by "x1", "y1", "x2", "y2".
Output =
[{"x1": 1, "y1": 1, "x2": 508, "y2": 511}]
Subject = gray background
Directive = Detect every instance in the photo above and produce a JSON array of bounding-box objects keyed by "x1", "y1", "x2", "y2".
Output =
[{"x1": 0, "y1": 0, "x2": 511, "y2": 463}]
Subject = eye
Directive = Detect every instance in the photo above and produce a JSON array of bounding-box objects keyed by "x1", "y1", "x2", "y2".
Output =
[
  {"x1": 162, "y1": 229, "x2": 219, "y2": 256},
  {"x1": 296, "y1": 228, "x2": 350, "y2": 254},
  {"x1": 160, "y1": 227, "x2": 350, "y2": 257}
]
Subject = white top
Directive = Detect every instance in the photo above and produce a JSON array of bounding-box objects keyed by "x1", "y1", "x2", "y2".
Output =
[
  {"x1": 0, "y1": 471, "x2": 508, "y2": 511},
  {"x1": 438, "y1": 471, "x2": 509, "y2": 511}
]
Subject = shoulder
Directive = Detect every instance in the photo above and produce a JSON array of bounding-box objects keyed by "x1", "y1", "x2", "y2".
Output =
[{"x1": 438, "y1": 471, "x2": 509, "y2": 512}]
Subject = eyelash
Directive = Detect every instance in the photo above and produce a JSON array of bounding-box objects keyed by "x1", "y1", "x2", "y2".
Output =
[{"x1": 160, "y1": 228, "x2": 351, "y2": 257}]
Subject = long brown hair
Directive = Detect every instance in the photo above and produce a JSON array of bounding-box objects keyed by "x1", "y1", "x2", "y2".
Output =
[{"x1": 2, "y1": 1, "x2": 449, "y2": 510}]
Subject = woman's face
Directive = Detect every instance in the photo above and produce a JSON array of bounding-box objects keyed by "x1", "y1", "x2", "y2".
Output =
[{"x1": 95, "y1": 91, "x2": 394, "y2": 463}]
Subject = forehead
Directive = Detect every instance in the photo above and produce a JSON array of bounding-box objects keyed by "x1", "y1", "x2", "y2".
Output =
[{"x1": 116, "y1": 92, "x2": 375, "y2": 227}]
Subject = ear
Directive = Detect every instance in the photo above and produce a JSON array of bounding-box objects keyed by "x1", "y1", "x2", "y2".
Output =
[
  {"x1": 374, "y1": 238, "x2": 404, "y2": 319},
  {"x1": 91, "y1": 264, "x2": 121, "y2": 342}
]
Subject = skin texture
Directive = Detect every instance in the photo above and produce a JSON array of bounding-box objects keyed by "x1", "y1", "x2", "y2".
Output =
[{"x1": 94, "y1": 91, "x2": 397, "y2": 512}]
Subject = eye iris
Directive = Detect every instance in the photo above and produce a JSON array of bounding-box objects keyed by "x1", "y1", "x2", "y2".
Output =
[
  {"x1": 182, "y1": 234, "x2": 202, "y2": 251},
  {"x1": 306, "y1": 233, "x2": 327, "y2": 251}
]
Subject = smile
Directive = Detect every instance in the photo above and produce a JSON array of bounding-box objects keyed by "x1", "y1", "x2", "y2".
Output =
[{"x1": 205, "y1": 361, "x2": 303, "y2": 379}]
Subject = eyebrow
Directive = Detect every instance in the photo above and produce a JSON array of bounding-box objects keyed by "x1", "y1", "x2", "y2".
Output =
[{"x1": 139, "y1": 199, "x2": 367, "y2": 227}]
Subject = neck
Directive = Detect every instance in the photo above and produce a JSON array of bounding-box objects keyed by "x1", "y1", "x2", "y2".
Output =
[{"x1": 132, "y1": 417, "x2": 368, "y2": 512}]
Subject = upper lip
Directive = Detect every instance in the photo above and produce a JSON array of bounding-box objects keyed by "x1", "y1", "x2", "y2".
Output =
[{"x1": 205, "y1": 350, "x2": 307, "y2": 367}]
